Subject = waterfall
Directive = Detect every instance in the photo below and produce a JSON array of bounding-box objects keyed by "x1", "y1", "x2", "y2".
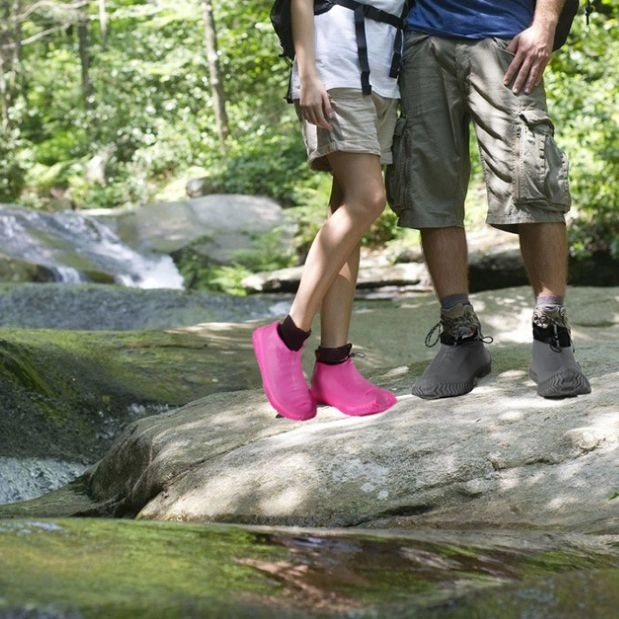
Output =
[{"x1": 0, "y1": 205, "x2": 184, "y2": 289}]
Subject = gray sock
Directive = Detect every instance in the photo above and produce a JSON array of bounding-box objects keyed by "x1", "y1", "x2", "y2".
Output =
[
  {"x1": 441, "y1": 294, "x2": 470, "y2": 312},
  {"x1": 536, "y1": 295, "x2": 564, "y2": 309}
]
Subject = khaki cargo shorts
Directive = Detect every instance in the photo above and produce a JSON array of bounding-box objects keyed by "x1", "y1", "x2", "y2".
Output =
[
  {"x1": 386, "y1": 33, "x2": 572, "y2": 232},
  {"x1": 296, "y1": 88, "x2": 399, "y2": 172}
]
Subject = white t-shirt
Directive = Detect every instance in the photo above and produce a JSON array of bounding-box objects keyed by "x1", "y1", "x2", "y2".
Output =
[{"x1": 290, "y1": 1, "x2": 405, "y2": 100}]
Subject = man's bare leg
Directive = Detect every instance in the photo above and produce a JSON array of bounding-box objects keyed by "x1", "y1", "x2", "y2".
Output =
[
  {"x1": 420, "y1": 226, "x2": 469, "y2": 299},
  {"x1": 412, "y1": 226, "x2": 491, "y2": 399},
  {"x1": 519, "y1": 222, "x2": 590, "y2": 398},
  {"x1": 519, "y1": 222, "x2": 567, "y2": 298}
]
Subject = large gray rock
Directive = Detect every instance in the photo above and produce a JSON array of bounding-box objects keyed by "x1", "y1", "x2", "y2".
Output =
[
  {"x1": 11, "y1": 286, "x2": 616, "y2": 536},
  {"x1": 102, "y1": 194, "x2": 295, "y2": 264}
]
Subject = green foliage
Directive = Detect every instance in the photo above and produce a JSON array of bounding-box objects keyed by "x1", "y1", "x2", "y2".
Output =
[
  {"x1": 0, "y1": 127, "x2": 25, "y2": 201},
  {"x1": 363, "y1": 208, "x2": 400, "y2": 247},
  {"x1": 547, "y1": 1, "x2": 619, "y2": 258},
  {"x1": 173, "y1": 226, "x2": 297, "y2": 294},
  {"x1": 178, "y1": 256, "x2": 254, "y2": 295},
  {"x1": 209, "y1": 119, "x2": 314, "y2": 206}
]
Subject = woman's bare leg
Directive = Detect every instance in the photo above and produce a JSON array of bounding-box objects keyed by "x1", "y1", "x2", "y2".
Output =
[
  {"x1": 317, "y1": 177, "x2": 360, "y2": 348},
  {"x1": 253, "y1": 151, "x2": 397, "y2": 420},
  {"x1": 289, "y1": 152, "x2": 385, "y2": 332}
]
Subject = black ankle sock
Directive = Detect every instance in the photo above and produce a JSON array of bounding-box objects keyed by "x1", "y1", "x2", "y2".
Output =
[
  {"x1": 277, "y1": 315, "x2": 310, "y2": 351},
  {"x1": 315, "y1": 343, "x2": 352, "y2": 365}
]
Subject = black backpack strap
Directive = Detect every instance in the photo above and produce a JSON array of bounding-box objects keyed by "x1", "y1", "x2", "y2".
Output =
[
  {"x1": 330, "y1": 0, "x2": 404, "y2": 94},
  {"x1": 389, "y1": 6, "x2": 406, "y2": 79},
  {"x1": 353, "y1": 4, "x2": 372, "y2": 94},
  {"x1": 331, "y1": 0, "x2": 401, "y2": 28}
]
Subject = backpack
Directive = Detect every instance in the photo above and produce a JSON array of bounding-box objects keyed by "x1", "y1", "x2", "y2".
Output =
[
  {"x1": 553, "y1": 0, "x2": 580, "y2": 50},
  {"x1": 270, "y1": 0, "x2": 406, "y2": 100}
]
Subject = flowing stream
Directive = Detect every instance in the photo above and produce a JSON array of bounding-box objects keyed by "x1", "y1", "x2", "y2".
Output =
[
  {"x1": 0, "y1": 204, "x2": 203, "y2": 503},
  {"x1": 0, "y1": 205, "x2": 183, "y2": 288}
]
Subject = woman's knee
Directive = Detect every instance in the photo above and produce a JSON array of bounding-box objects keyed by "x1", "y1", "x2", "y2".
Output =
[
  {"x1": 329, "y1": 153, "x2": 386, "y2": 219},
  {"x1": 359, "y1": 186, "x2": 387, "y2": 221}
]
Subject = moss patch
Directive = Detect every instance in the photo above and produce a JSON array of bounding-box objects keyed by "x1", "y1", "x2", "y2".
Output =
[{"x1": 0, "y1": 323, "x2": 258, "y2": 462}]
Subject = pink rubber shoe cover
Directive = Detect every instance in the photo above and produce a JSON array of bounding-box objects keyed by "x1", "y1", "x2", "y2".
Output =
[
  {"x1": 311, "y1": 358, "x2": 397, "y2": 416},
  {"x1": 252, "y1": 321, "x2": 316, "y2": 421}
]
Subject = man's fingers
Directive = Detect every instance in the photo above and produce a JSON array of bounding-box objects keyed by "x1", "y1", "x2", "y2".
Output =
[
  {"x1": 504, "y1": 53, "x2": 540, "y2": 95},
  {"x1": 504, "y1": 55, "x2": 522, "y2": 90},
  {"x1": 513, "y1": 58, "x2": 532, "y2": 94},
  {"x1": 524, "y1": 66, "x2": 542, "y2": 94},
  {"x1": 503, "y1": 30, "x2": 550, "y2": 95}
]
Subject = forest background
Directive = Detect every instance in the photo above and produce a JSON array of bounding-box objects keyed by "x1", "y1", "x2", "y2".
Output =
[{"x1": 0, "y1": 0, "x2": 617, "y2": 292}]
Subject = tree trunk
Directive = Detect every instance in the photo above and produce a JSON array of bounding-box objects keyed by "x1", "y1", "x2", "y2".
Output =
[
  {"x1": 0, "y1": 0, "x2": 25, "y2": 199},
  {"x1": 98, "y1": 0, "x2": 108, "y2": 49},
  {"x1": 0, "y1": 0, "x2": 18, "y2": 129},
  {"x1": 201, "y1": 0, "x2": 228, "y2": 152},
  {"x1": 78, "y1": 9, "x2": 93, "y2": 110}
]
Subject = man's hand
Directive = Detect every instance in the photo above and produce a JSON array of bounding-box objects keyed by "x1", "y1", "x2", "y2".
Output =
[{"x1": 504, "y1": 25, "x2": 554, "y2": 95}]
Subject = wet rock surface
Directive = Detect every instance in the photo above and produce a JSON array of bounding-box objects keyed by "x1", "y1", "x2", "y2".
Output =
[{"x1": 1, "y1": 517, "x2": 617, "y2": 619}]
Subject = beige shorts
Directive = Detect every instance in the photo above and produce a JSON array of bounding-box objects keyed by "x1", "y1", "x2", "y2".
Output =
[
  {"x1": 295, "y1": 88, "x2": 399, "y2": 172},
  {"x1": 386, "y1": 33, "x2": 571, "y2": 232}
]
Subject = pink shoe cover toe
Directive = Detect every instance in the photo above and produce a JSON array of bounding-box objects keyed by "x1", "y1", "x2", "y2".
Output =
[
  {"x1": 311, "y1": 358, "x2": 397, "y2": 416},
  {"x1": 252, "y1": 322, "x2": 316, "y2": 421}
]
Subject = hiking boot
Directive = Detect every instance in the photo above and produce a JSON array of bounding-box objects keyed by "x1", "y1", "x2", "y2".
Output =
[
  {"x1": 412, "y1": 303, "x2": 492, "y2": 400},
  {"x1": 529, "y1": 306, "x2": 591, "y2": 398},
  {"x1": 311, "y1": 356, "x2": 397, "y2": 416},
  {"x1": 252, "y1": 321, "x2": 316, "y2": 421}
]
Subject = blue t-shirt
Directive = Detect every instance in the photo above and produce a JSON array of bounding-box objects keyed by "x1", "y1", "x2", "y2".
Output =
[{"x1": 407, "y1": 0, "x2": 535, "y2": 39}]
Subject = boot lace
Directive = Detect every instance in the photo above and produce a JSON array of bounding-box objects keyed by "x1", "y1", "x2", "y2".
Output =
[{"x1": 424, "y1": 307, "x2": 493, "y2": 348}]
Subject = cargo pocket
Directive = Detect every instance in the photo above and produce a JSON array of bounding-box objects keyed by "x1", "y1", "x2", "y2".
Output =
[
  {"x1": 514, "y1": 110, "x2": 571, "y2": 212},
  {"x1": 385, "y1": 116, "x2": 412, "y2": 217}
]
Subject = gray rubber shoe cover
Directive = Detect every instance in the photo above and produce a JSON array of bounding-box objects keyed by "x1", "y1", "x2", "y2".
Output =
[
  {"x1": 413, "y1": 339, "x2": 491, "y2": 399},
  {"x1": 412, "y1": 303, "x2": 491, "y2": 400},
  {"x1": 529, "y1": 306, "x2": 591, "y2": 398},
  {"x1": 529, "y1": 339, "x2": 591, "y2": 398}
]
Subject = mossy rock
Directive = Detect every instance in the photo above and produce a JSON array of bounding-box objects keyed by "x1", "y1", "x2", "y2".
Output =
[{"x1": 0, "y1": 322, "x2": 259, "y2": 462}]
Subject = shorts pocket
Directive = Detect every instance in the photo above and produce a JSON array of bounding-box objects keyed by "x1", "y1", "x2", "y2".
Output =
[
  {"x1": 514, "y1": 110, "x2": 571, "y2": 212},
  {"x1": 385, "y1": 116, "x2": 412, "y2": 217}
]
